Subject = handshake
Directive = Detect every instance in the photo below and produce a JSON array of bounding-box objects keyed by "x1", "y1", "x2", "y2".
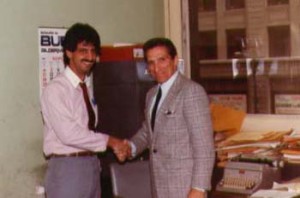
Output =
[{"x1": 108, "y1": 136, "x2": 132, "y2": 162}]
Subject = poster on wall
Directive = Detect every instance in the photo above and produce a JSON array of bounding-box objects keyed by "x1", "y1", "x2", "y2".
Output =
[
  {"x1": 38, "y1": 27, "x2": 67, "y2": 96},
  {"x1": 274, "y1": 94, "x2": 300, "y2": 114},
  {"x1": 209, "y1": 94, "x2": 247, "y2": 111}
]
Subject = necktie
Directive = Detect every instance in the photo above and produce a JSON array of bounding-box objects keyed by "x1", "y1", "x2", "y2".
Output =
[
  {"x1": 151, "y1": 87, "x2": 162, "y2": 130},
  {"x1": 80, "y1": 82, "x2": 96, "y2": 130}
]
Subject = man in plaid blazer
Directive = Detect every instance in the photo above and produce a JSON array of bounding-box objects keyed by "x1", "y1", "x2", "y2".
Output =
[{"x1": 118, "y1": 38, "x2": 215, "y2": 198}]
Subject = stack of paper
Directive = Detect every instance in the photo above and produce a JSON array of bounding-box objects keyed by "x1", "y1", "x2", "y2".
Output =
[
  {"x1": 281, "y1": 131, "x2": 300, "y2": 164},
  {"x1": 210, "y1": 104, "x2": 295, "y2": 167},
  {"x1": 210, "y1": 103, "x2": 247, "y2": 166},
  {"x1": 216, "y1": 130, "x2": 292, "y2": 167}
]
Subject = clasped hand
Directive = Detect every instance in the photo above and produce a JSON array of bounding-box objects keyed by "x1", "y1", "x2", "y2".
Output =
[{"x1": 107, "y1": 137, "x2": 131, "y2": 162}]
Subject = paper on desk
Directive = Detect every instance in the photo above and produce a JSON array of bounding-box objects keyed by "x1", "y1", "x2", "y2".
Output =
[
  {"x1": 217, "y1": 141, "x2": 281, "y2": 151},
  {"x1": 283, "y1": 154, "x2": 300, "y2": 160},
  {"x1": 250, "y1": 189, "x2": 300, "y2": 198},
  {"x1": 273, "y1": 181, "x2": 300, "y2": 192},
  {"x1": 218, "y1": 130, "x2": 292, "y2": 147},
  {"x1": 227, "y1": 130, "x2": 292, "y2": 141}
]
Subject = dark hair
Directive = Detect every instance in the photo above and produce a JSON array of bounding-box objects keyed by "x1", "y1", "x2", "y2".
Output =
[
  {"x1": 62, "y1": 23, "x2": 101, "y2": 65},
  {"x1": 143, "y1": 37, "x2": 177, "y2": 62}
]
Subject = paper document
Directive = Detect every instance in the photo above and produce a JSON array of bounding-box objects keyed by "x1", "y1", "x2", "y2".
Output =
[
  {"x1": 217, "y1": 141, "x2": 280, "y2": 151},
  {"x1": 250, "y1": 189, "x2": 300, "y2": 198},
  {"x1": 273, "y1": 181, "x2": 300, "y2": 191}
]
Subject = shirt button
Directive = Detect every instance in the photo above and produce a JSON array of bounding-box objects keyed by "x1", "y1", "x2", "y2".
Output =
[{"x1": 153, "y1": 149, "x2": 157, "y2": 153}]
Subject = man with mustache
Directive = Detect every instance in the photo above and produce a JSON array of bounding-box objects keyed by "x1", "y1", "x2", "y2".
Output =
[{"x1": 41, "y1": 23, "x2": 125, "y2": 198}]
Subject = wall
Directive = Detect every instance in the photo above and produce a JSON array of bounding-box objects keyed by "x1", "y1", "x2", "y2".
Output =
[{"x1": 0, "y1": 0, "x2": 164, "y2": 197}]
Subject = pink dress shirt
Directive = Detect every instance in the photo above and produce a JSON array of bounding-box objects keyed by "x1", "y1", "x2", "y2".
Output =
[{"x1": 41, "y1": 67, "x2": 109, "y2": 156}]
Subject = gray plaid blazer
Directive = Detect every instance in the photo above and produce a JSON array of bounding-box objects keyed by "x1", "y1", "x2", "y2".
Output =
[{"x1": 131, "y1": 73, "x2": 215, "y2": 198}]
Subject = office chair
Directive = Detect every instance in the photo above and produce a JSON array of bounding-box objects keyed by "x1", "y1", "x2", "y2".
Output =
[{"x1": 110, "y1": 160, "x2": 152, "y2": 198}]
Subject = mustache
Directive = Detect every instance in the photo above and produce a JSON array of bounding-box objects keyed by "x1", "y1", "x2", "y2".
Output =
[{"x1": 81, "y1": 59, "x2": 95, "y2": 63}]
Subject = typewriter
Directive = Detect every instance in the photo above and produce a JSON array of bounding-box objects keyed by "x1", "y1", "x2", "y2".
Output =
[{"x1": 216, "y1": 160, "x2": 281, "y2": 195}]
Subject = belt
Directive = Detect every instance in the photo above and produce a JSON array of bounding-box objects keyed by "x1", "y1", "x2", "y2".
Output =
[{"x1": 46, "y1": 151, "x2": 96, "y2": 160}]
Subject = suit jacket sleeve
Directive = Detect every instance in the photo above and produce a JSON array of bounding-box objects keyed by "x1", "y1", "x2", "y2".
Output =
[
  {"x1": 130, "y1": 89, "x2": 153, "y2": 156},
  {"x1": 183, "y1": 82, "x2": 215, "y2": 190},
  {"x1": 131, "y1": 120, "x2": 150, "y2": 156}
]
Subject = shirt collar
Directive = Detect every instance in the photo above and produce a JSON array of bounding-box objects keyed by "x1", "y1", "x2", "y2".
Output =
[
  {"x1": 64, "y1": 66, "x2": 91, "y2": 88},
  {"x1": 159, "y1": 71, "x2": 178, "y2": 93}
]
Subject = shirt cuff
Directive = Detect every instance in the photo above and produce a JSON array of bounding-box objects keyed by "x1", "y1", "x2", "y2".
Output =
[
  {"x1": 192, "y1": 187, "x2": 206, "y2": 192},
  {"x1": 129, "y1": 141, "x2": 137, "y2": 157}
]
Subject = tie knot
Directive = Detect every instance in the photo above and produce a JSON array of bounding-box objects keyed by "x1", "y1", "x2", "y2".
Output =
[
  {"x1": 79, "y1": 82, "x2": 88, "y2": 92},
  {"x1": 80, "y1": 82, "x2": 86, "y2": 88}
]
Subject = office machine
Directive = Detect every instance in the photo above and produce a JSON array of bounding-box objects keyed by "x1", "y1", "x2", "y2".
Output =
[{"x1": 216, "y1": 161, "x2": 280, "y2": 195}]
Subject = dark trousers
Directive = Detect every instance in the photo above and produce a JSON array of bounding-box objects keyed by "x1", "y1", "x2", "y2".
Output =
[{"x1": 45, "y1": 156, "x2": 101, "y2": 198}]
